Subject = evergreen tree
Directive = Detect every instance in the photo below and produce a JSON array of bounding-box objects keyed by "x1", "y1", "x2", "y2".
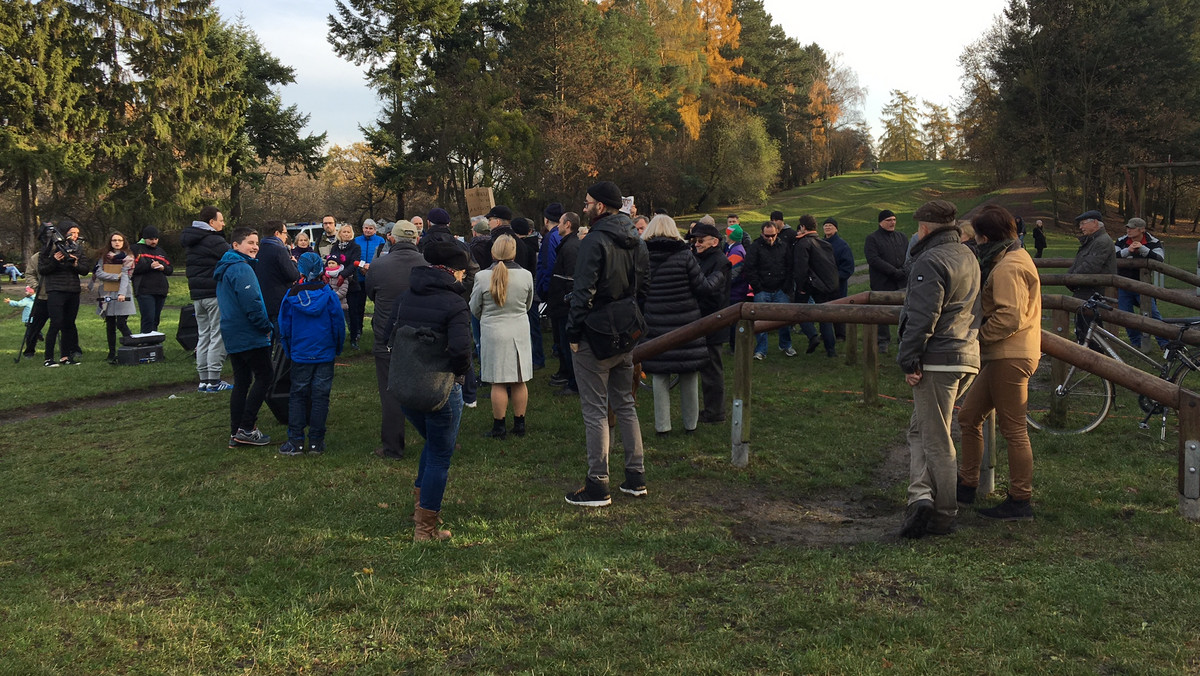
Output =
[
  {"x1": 878, "y1": 89, "x2": 923, "y2": 162},
  {"x1": 921, "y1": 101, "x2": 956, "y2": 160}
]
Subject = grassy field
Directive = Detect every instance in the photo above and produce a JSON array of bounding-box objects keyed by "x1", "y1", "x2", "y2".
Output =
[{"x1": 3, "y1": 167, "x2": 1200, "y2": 673}]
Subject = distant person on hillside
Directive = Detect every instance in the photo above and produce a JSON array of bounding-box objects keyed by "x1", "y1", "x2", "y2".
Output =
[
  {"x1": 744, "y1": 221, "x2": 794, "y2": 360},
  {"x1": 864, "y1": 209, "x2": 908, "y2": 353},
  {"x1": 1032, "y1": 219, "x2": 1047, "y2": 258},
  {"x1": 1115, "y1": 217, "x2": 1167, "y2": 350},
  {"x1": 897, "y1": 200, "x2": 980, "y2": 540},
  {"x1": 1065, "y1": 210, "x2": 1116, "y2": 343}
]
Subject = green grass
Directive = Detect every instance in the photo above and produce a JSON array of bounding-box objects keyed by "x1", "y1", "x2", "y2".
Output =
[{"x1": 4, "y1": 167, "x2": 1200, "y2": 672}]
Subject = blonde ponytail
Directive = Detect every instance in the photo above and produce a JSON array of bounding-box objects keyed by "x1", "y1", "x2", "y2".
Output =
[{"x1": 490, "y1": 235, "x2": 516, "y2": 307}]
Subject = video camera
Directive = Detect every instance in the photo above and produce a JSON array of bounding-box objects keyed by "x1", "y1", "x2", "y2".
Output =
[{"x1": 39, "y1": 223, "x2": 82, "y2": 259}]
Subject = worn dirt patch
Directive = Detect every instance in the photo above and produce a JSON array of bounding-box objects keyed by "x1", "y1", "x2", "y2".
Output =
[{"x1": 0, "y1": 382, "x2": 195, "y2": 426}]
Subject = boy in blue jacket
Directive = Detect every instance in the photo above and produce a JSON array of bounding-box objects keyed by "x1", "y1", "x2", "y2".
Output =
[
  {"x1": 215, "y1": 227, "x2": 275, "y2": 449},
  {"x1": 278, "y1": 252, "x2": 345, "y2": 456}
]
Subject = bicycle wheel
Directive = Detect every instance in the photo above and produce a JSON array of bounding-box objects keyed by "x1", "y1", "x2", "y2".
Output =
[{"x1": 1026, "y1": 353, "x2": 1114, "y2": 434}]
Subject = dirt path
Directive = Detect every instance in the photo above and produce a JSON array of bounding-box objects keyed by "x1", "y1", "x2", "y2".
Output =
[{"x1": 0, "y1": 381, "x2": 197, "y2": 426}]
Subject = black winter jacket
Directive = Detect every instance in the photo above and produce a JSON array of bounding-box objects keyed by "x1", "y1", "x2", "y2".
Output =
[
  {"x1": 792, "y1": 233, "x2": 839, "y2": 301},
  {"x1": 388, "y1": 265, "x2": 472, "y2": 378},
  {"x1": 417, "y1": 224, "x2": 458, "y2": 252},
  {"x1": 367, "y1": 241, "x2": 426, "y2": 355},
  {"x1": 566, "y1": 212, "x2": 649, "y2": 344},
  {"x1": 37, "y1": 246, "x2": 92, "y2": 294},
  {"x1": 640, "y1": 238, "x2": 709, "y2": 374},
  {"x1": 547, "y1": 231, "x2": 581, "y2": 320},
  {"x1": 132, "y1": 242, "x2": 173, "y2": 297},
  {"x1": 479, "y1": 225, "x2": 535, "y2": 272},
  {"x1": 745, "y1": 235, "x2": 791, "y2": 293},
  {"x1": 327, "y1": 240, "x2": 362, "y2": 291},
  {"x1": 864, "y1": 227, "x2": 909, "y2": 291},
  {"x1": 695, "y1": 244, "x2": 732, "y2": 346},
  {"x1": 254, "y1": 235, "x2": 299, "y2": 321},
  {"x1": 180, "y1": 225, "x2": 230, "y2": 300}
]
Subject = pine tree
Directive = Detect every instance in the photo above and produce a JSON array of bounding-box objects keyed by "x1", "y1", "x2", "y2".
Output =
[
  {"x1": 878, "y1": 89, "x2": 923, "y2": 162},
  {"x1": 921, "y1": 101, "x2": 956, "y2": 160}
]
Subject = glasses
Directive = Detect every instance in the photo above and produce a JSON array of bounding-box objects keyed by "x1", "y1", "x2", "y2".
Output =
[
  {"x1": 584, "y1": 200, "x2": 597, "y2": 208},
  {"x1": 763, "y1": 234, "x2": 777, "y2": 240}
]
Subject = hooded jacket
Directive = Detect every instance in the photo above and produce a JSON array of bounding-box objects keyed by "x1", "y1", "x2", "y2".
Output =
[
  {"x1": 132, "y1": 241, "x2": 174, "y2": 297},
  {"x1": 388, "y1": 265, "x2": 472, "y2": 377},
  {"x1": 279, "y1": 279, "x2": 345, "y2": 363},
  {"x1": 214, "y1": 249, "x2": 272, "y2": 354},
  {"x1": 897, "y1": 224, "x2": 981, "y2": 375},
  {"x1": 181, "y1": 222, "x2": 231, "y2": 300},
  {"x1": 566, "y1": 211, "x2": 650, "y2": 344}
]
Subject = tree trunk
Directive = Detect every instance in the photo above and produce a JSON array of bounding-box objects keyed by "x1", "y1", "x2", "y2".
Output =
[{"x1": 20, "y1": 169, "x2": 39, "y2": 265}]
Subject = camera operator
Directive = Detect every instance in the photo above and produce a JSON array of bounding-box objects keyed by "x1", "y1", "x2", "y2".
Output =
[{"x1": 37, "y1": 221, "x2": 91, "y2": 367}]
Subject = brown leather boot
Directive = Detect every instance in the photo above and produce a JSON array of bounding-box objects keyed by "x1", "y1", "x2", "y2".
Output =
[{"x1": 413, "y1": 506, "x2": 451, "y2": 541}]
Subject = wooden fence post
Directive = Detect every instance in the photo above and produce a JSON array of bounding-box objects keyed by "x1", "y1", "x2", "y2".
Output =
[
  {"x1": 863, "y1": 324, "x2": 879, "y2": 404},
  {"x1": 731, "y1": 320, "x2": 754, "y2": 467},
  {"x1": 845, "y1": 323, "x2": 858, "y2": 366},
  {"x1": 1049, "y1": 307, "x2": 1072, "y2": 426}
]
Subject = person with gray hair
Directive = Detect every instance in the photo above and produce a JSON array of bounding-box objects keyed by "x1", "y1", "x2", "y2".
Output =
[
  {"x1": 1065, "y1": 210, "x2": 1116, "y2": 343},
  {"x1": 1115, "y1": 217, "x2": 1166, "y2": 349}
]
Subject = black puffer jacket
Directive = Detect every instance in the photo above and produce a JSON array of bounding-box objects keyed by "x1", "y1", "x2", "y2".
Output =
[
  {"x1": 695, "y1": 244, "x2": 732, "y2": 346},
  {"x1": 254, "y1": 235, "x2": 299, "y2": 321},
  {"x1": 388, "y1": 265, "x2": 472, "y2": 378},
  {"x1": 640, "y1": 238, "x2": 709, "y2": 374},
  {"x1": 566, "y1": 212, "x2": 650, "y2": 343},
  {"x1": 180, "y1": 225, "x2": 230, "y2": 300},
  {"x1": 37, "y1": 245, "x2": 92, "y2": 294},
  {"x1": 131, "y1": 242, "x2": 173, "y2": 297}
]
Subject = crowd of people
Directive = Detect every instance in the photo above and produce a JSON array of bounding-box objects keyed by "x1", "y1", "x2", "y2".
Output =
[{"x1": 8, "y1": 187, "x2": 1156, "y2": 542}]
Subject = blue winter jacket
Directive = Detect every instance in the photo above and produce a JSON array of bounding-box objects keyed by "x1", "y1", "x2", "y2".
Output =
[
  {"x1": 536, "y1": 226, "x2": 562, "y2": 298},
  {"x1": 353, "y1": 234, "x2": 387, "y2": 282},
  {"x1": 214, "y1": 249, "x2": 272, "y2": 354},
  {"x1": 279, "y1": 280, "x2": 345, "y2": 363}
]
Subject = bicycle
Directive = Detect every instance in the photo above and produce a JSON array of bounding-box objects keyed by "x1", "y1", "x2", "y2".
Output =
[{"x1": 1026, "y1": 294, "x2": 1200, "y2": 437}]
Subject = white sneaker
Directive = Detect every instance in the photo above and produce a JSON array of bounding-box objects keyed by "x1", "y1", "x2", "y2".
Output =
[{"x1": 464, "y1": 400, "x2": 477, "y2": 408}]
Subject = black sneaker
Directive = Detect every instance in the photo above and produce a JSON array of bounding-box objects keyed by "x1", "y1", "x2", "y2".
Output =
[
  {"x1": 278, "y1": 440, "x2": 304, "y2": 456},
  {"x1": 308, "y1": 441, "x2": 325, "y2": 455},
  {"x1": 549, "y1": 373, "x2": 569, "y2": 387},
  {"x1": 565, "y1": 478, "x2": 611, "y2": 507},
  {"x1": 978, "y1": 496, "x2": 1034, "y2": 521},
  {"x1": 806, "y1": 336, "x2": 820, "y2": 354},
  {"x1": 956, "y1": 478, "x2": 976, "y2": 505},
  {"x1": 44, "y1": 359, "x2": 59, "y2": 368},
  {"x1": 619, "y1": 472, "x2": 647, "y2": 497},
  {"x1": 899, "y1": 499, "x2": 934, "y2": 539}
]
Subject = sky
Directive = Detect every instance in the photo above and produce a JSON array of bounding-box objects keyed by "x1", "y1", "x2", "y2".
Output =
[{"x1": 212, "y1": 0, "x2": 1010, "y2": 148}]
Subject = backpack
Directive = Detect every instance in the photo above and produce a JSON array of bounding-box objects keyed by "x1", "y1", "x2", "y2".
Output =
[
  {"x1": 388, "y1": 323, "x2": 456, "y2": 412},
  {"x1": 806, "y1": 239, "x2": 839, "y2": 296}
]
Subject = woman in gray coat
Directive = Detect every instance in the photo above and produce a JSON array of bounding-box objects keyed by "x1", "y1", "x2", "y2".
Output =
[
  {"x1": 93, "y1": 231, "x2": 138, "y2": 363},
  {"x1": 470, "y1": 235, "x2": 535, "y2": 439}
]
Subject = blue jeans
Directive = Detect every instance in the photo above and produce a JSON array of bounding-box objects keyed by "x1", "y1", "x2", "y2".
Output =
[
  {"x1": 470, "y1": 314, "x2": 482, "y2": 360},
  {"x1": 1118, "y1": 288, "x2": 1167, "y2": 348},
  {"x1": 799, "y1": 295, "x2": 836, "y2": 355},
  {"x1": 404, "y1": 383, "x2": 463, "y2": 512},
  {"x1": 289, "y1": 361, "x2": 335, "y2": 444},
  {"x1": 753, "y1": 289, "x2": 792, "y2": 355}
]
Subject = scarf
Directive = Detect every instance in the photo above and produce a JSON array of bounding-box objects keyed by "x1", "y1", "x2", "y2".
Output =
[{"x1": 977, "y1": 239, "x2": 1019, "y2": 284}]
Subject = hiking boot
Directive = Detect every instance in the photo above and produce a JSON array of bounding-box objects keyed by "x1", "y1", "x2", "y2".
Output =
[
  {"x1": 782, "y1": 346, "x2": 798, "y2": 357},
  {"x1": 956, "y1": 478, "x2": 977, "y2": 505},
  {"x1": 482, "y1": 418, "x2": 507, "y2": 440},
  {"x1": 978, "y1": 496, "x2": 1034, "y2": 521},
  {"x1": 619, "y1": 471, "x2": 647, "y2": 497},
  {"x1": 308, "y1": 440, "x2": 325, "y2": 455},
  {"x1": 565, "y1": 478, "x2": 611, "y2": 507},
  {"x1": 278, "y1": 440, "x2": 304, "y2": 456},
  {"x1": 511, "y1": 416, "x2": 526, "y2": 437},
  {"x1": 233, "y1": 427, "x2": 271, "y2": 446},
  {"x1": 899, "y1": 499, "x2": 934, "y2": 539}
]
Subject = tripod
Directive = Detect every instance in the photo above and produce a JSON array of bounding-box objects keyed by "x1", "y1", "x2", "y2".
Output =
[{"x1": 14, "y1": 321, "x2": 34, "y2": 364}]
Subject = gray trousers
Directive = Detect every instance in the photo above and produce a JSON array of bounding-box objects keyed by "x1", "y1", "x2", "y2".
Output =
[
  {"x1": 651, "y1": 372, "x2": 698, "y2": 433},
  {"x1": 907, "y1": 369, "x2": 976, "y2": 520},
  {"x1": 194, "y1": 297, "x2": 226, "y2": 382},
  {"x1": 573, "y1": 342, "x2": 645, "y2": 483},
  {"x1": 375, "y1": 354, "x2": 406, "y2": 454}
]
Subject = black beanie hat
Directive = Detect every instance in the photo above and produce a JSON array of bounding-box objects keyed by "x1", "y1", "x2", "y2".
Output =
[
  {"x1": 511, "y1": 217, "x2": 533, "y2": 236},
  {"x1": 141, "y1": 225, "x2": 161, "y2": 240},
  {"x1": 587, "y1": 181, "x2": 623, "y2": 210},
  {"x1": 543, "y1": 202, "x2": 564, "y2": 222},
  {"x1": 878, "y1": 209, "x2": 896, "y2": 223},
  {"x1": 423, "y1": 241, "x2": 469, "y2": 270}
]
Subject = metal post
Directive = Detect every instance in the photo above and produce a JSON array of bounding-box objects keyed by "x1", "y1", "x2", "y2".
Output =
[
  {"x1": 863, "y1": 324, "x2": 879, "y2": 404},
  {"x1": 731, "y1": 320, "x2": 754, "y2": 467},
  {"x1": 1178, "y1": 390, "x2": 1200, "y2": 520},
  {"x1": 979, "y1": 411, "x2": 996, "y2": 495}
]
